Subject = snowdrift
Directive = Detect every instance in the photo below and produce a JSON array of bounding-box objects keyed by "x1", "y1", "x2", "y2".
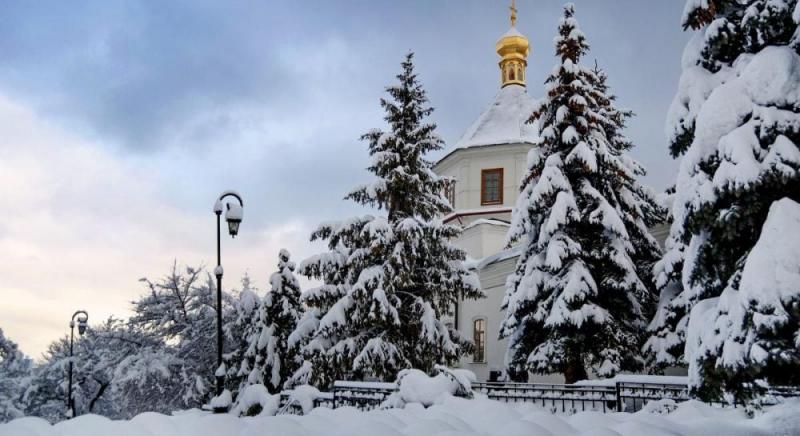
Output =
[{"x1": 3, "y1": 396, "x2": 798, "y2": 436}]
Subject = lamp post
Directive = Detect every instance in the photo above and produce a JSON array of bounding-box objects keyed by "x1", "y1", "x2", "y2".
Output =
[
  {"x1": 212, "y1": 191, "x2": 243, "y2": 399},
  {"x1": 67, "y1": 310, "x2": 88, "y2": 418}
]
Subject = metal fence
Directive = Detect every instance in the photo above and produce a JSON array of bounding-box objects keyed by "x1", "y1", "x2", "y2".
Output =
[
  {"x1": 479, "y1": 381, "x2": 800, "y2": 413},
  {"x1": 615, "y1": 382, "x2": 688, "y2": 412},
  {"x1": 331, "y1": 381, "x2": 398, "y2": 410},
  {"x1": 277, "y1": 392, "x2": 334, "y2": 415},
  {"x1": 277, "y1": 380, "x2": 799, "y2": 415},
  {"x1": 473, "y1": 382, "x2": 618, "y2": 413}
]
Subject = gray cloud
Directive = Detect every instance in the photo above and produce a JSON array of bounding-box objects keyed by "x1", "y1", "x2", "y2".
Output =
[
  {"x1": 0, "y1": 1, "x2": 303, "y2": 149},
  {"x1": 0, "y1": 2, "x2": 687, "y2": 161}
]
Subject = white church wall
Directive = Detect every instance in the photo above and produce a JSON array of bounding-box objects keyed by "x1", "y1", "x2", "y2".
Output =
[
  {"x1": 456, "y1": 254, "x2": 569, "y2": 383},
  {"x1": 457, "y1": 256, "x2": 514, "y2": 381},
  {"x1": 479, "y1": 223, "x2": 509, "y2": 258},
  {"x1": 435, "y1": 143, "x2": 533, "y2": 212},
  {"x1": 456, "y1": 227, "x2": 484, "y2": 260},
  {"x1": 457, "y1": 222, "x2": 511, "y2": 259}
]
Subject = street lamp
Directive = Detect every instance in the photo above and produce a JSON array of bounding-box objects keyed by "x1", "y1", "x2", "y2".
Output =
[
  {"x1": 67, "y1": 310, "x2": 88, "y2": 418},
  {"x1": 212, "y1": 191, "x2": 244, "y2": 400}
]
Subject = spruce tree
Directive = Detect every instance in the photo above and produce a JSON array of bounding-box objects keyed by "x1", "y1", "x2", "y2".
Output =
[
  {"x1": 225, "y1": 274, "x2": 259, "y2": 393},
  {"x1": 296, "y1": 53, "x2": 480, "y2": 388},
  {"x1": 293, "y1": 241, "x2": 355, "y2": 389},
  {"x1": 240, "y1": 249, "x2": 303, "y2": 394},
  {"x1": 649, "y1": 0, "x2": 800, "y2": 402},
  {"x1": 593, "y1": 68, "x2": 665, "y2": 287},
  {"x1": 500, "y1": 4, "x2": 663, "y2": 384}
]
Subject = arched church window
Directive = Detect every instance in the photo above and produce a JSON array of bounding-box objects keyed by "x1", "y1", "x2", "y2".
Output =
[
  {"x1": 508, "y1": 66, "x2": 516, "y2": 81},
  {"x1": 473, "y1": 318, "x2": 486, "y2": 363}
]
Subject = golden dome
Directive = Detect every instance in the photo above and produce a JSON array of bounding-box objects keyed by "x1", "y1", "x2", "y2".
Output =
[{"x1": 495, "y1": 0, "x2": 530, "y2": 88}]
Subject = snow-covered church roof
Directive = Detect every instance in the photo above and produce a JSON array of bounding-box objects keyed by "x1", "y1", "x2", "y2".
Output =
[
  {"x1": 452, "y1": 84, "x2": 539, "y2": 151},
  {"x1": 439, "y1": 2, "x2": 539, "y2": 159}
]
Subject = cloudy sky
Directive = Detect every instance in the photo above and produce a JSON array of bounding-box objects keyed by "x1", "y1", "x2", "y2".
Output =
[{"x1": 0, "y1": 0, "x2": 689, "y2": 357}]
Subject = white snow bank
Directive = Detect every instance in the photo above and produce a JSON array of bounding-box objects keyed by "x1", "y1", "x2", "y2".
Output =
[
  {"x1": 230, "y1": 384, "x2": 280, "y2": 417},
  {"x1": 750, "y1": 398, "x2": 800, "y2": 436},
  {"x1": 385, "y1": 367, "x2": 476, "y2": 408},
  {"x1": 208, "y1": 389, "x2": 232, "y2": 410},
  {"x1": 574, "y1": 374, "x2": 688, "y2": 387},
  {"x1": 4, "y1": 397, "x2": 797, "y2": 436},
  {"x1": 283, "y1": 385, "x2": 324, "y2": 415},
  {"x1": 333, "y1": 380, "x2": 398, "y2": 390}
]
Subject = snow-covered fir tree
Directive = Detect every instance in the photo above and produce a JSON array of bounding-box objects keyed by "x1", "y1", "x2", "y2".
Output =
[
  {"x1": 0, "y1": 328, "x2": 32, "y2": 423},
  {"x1": 224, "y1": 274, "x2": 260, "y2": 393},
  {"x1": 648, "y1": 0, "x2": 800, "y2": 402},
  {"x1": 593, "y1": 67, "x2": 665, "y2": 289},
  {"x1": 646, "y1": 0, "x2": 800, "y2": 369},
  {"x1": 285, "y1": 307, "x2": 321, "y2": 387},
  {"x1": 644, "y1": 188, "x2": 687, "y2": 368},
  {"x1": 500, "y1": 4, "x2": 663, "y2": 384},
  {"x1": 239, "y1": 249, "x2": 304, "y2": 393},
  {"x1": 295, "y1": 53, "x2": 481, "y2": 388}
]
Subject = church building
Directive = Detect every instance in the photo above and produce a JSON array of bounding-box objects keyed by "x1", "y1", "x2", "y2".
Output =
[{"x1": 435, "y1": 2, "x2": 669, "y2": 383}]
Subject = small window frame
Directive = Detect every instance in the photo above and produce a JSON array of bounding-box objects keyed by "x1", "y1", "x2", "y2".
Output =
[
  {"x1": 445, "y1": 181, "x2": 456, "y2": 209},
  {"x1": 472, "y1": 318, "x2": 486, "y2": 363},
  {"x1": 481, "y1": 168, "x2": 504, "y2": 206}
]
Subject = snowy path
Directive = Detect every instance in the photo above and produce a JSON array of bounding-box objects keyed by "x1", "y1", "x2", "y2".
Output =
[{"x1": 2, "y1": 397, "x2": 798, "y2": 436}]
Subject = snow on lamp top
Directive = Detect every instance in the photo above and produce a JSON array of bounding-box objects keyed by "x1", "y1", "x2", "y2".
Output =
[{"x1": 213, "y1": 190, "x2": 243, "y2": 213}]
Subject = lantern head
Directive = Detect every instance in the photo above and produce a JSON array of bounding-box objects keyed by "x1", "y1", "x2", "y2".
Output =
[
  {"x1": 77, "y1": 316, "x2": 88, "y2": 335},
  {"x1": 225, "y1": 202, "x2": 243, "y2": 237}
]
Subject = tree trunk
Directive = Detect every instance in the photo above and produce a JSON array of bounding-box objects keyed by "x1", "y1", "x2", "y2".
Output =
[
  {"x1": 563, "y1": 357, "x2": 588, "y2": 384},
  {"x1": 89, "y1": 382, "x2": 109, "y2": 412},
  {"x1": 509, "y1": 369, "x2": 528, "y2": 383}
]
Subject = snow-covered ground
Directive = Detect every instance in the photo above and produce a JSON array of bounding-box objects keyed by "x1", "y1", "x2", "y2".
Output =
[{"x1": 3, "y1": 396, "x2": 798, "y2": 436}]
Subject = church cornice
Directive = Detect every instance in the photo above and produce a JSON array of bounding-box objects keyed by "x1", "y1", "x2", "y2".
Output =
[
  {"x1": 442, "y1": 206, "x2": 513, "y2": 224},
  {"x1": 434, "y1": 141, "x2": 534, "y2": 171}
]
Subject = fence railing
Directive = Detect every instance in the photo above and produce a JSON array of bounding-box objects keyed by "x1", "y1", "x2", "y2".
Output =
[
  {"x1": 332, "y1": 381, "x2": 397, "y2": 410},
  {"x1": 277, "y1": 380, "x2": 799, "y2": 415},
  {"x1": 615, "y1": 382, "x2": 688, "y2": 412},
  {"x1": 473, "y1": 382, "x2": 618, "y2": 413},
  {"x1": 277, "y1": 392, "x2": 334, "y2": 415}
]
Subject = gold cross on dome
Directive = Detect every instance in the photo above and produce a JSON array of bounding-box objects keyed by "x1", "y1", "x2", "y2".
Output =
[{"x1": 510, "y1": 0, "x2": 518, "y2": 27}]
